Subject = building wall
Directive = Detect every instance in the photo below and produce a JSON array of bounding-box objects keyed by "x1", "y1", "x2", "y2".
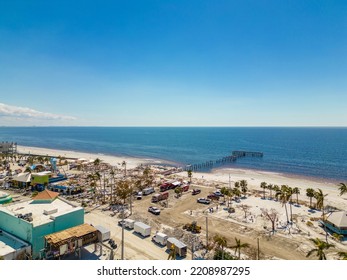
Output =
[
  {"x1": 0, "y1": 207, "x2": 84, "y2": 259},
  {"x1": 31, "y1": 221, "x2": 55, "y2": 259},
  {"x1": 0, "y1": 211, "x2": 33, "y2": 242},
  {"x1": 53, "y1": 208, "x2": 84, "y2": 233},
  {"x1": 31, "y1": 174, "x2": 49, "y2": 185}
]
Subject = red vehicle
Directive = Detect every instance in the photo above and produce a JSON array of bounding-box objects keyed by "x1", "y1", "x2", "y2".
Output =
[
  {"x1": 182, "y1": 185, "x2": 189, "y2": 192},
  {"x1": 207, "y1": 193, "x2": 220, "y2": 201},
  {"x1": 151, "y1": 191, "x2": 169, "y2": 202},
  {"x1": 160, "y1": 183, "x2": 170, "y2": 192}
]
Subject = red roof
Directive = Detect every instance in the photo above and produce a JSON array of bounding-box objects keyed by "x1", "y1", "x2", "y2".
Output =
[{"x1": 32, "y1": 189, "x2": 59, "y2": 201}]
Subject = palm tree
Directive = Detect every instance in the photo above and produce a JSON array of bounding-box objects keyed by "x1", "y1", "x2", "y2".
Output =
[
  {"x1": 232, "y1": 187, "x2": 241, "y2": 202},
  {"x1": 213, "y1": 234, "x2": 228, "y2": 260},
  {"x1": 226, "y1": 189, "x2": 234, "y2": 208},
  {"x1": 187, "y1": 170, "x2": 193, "y2": 184},
  {"x1": 332, "y1": 233, "x2": 344, "y2": 242},
  {"x1": 338, "y1": 252, "x2": 347, "y2": 260},
  {"x1": 306, "y1": 188, "x2": 315, "y2": 209},
  {"x1": 87, "y1": 173, "x2": 98, "y2": 203},
  {"x1": 286, "y1": 186, "x2": 294, "y2": 221},
  {"x1": 230, "y1": 238, "x2": 250, "y2": 259},
  {"x1": 314, "y1": 188, "x2": 327, "y2": 212},
  {"x1": 306, "y1": 238, "x2": 335, "y2": 260},
  {"x1": 24, "y1": 166, "x2": 32, "y2": 173},
  {"x1": 110, "y1": 168, "x2": 116, "y2": 204},
  {"x1": 234, "y1": 181, "x2": 240, "y2": 189},
  {"x1": 315, "y1": 188, "x2": 329, "y2": 242},
  {"x1": 276, "y1": 185, "x2": 290, "y2": 224},
  {"x1": 174, "y1": 187, "x2": 183, "y2": 198},
  {"x1": 220, "y1": 187, "x2": 229, "y2": 203},
  {"x1": 267, "y1": 184, "x2": 273, "y2": 200},
  {"x1": 338, "y1": 183, "x2": 347, "y2": 196},
  {"x1": 292, "y1": 187, "x2": 300, "y2": 205},
  {"x1": 122, "y1": 161, "x2": 127, "y2": 177},
  {"x1": 94, "y1": 158, "x2": 101, "y2": 171},
  {"x1": 273, "y1": 185, "x2": 280, "y2": 201},
  {"x1": 240, "y1": 180, "x2": 248, "y2": 198},
  {"x1": 260, "y1": 182, "x2": 267, "y2": 199},
  {"x1": 115, "y1": 179, "x2": 133, "y2": 210},
  {"x1": 143, "y1": 166, "x2": 154, "y2": 186}
]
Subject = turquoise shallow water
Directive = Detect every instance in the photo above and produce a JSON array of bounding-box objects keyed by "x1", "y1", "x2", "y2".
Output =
[{"x1": 0, "y1": 127, "x2": 346, "y2": 181}]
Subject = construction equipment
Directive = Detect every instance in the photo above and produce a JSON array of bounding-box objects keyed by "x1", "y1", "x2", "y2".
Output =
[{"x1": 182, "y1": 221, "x2": 201, "y2": 234}]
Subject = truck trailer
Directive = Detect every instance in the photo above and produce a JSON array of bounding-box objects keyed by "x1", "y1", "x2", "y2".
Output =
[
  {"x1": 134, "y1": 222, "x2": 151, "y2": 237},
  {"x1": 143, "y1": 187, "x2": 155, "y2": 195},
  {"x1": 151, "y1": 191, "x2": 169, "y2": 203},
  {"x1": 124, "y1": 218, "x2": 135, "y2": 229},
  {"x1": 167, "y1": 237, "x2": 187, "y2": 258}
]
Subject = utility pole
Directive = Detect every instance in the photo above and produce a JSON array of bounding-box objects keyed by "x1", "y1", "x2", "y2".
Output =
[
  {"x1": 257, "y1": 238, "x2": 260, "y2": 260},
  {"x1": 206, "y1": 215, "x2": 209, "y2": 251},
  {"x1": 121, "y1": 209, "x2": 125, "y2": 260}
]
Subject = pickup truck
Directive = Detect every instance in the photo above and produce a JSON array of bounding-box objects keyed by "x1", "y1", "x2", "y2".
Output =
[
  {"x1": 148, "y1": 206, "x2": 161, "y2": 215},
  {"x1": 197, "y1": 198, "x2": 211, "y2": 204},
  {"x1": 192, "y1": 189, "x2": 201, "y2": 195}
]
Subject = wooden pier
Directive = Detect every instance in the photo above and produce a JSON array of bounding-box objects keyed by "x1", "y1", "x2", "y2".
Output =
[
  {"x1": 232, "y1": 151, "x2": 263, "y2": 158},
  {"x1": 183, "y1": 150, "x2": 263, "y2": 172}
]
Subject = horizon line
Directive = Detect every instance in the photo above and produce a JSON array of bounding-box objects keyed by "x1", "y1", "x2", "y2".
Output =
[{"x1": 1, "y1": 125, "x2": 347, "y2": 128}]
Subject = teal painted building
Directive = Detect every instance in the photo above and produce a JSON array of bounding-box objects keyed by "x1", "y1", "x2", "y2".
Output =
[
  {"x1": 324, "y1": 211, "x2": 347, "y2": 236},
  {"x1": 0, "y1": 190, "x2": 84, "y2": 259}
]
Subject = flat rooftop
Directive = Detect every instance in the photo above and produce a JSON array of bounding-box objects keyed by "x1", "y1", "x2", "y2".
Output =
[
  {"x1": 0, "y1": 230, "x2": 30, "y2": 257},
  {"x1": 0, "y1": 198, "x2": 83, "y2": 227}
]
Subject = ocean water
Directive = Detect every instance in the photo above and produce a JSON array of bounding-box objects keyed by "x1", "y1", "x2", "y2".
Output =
[{"x1": 0, "y1": 127, "x2": 346, "y2": 181}]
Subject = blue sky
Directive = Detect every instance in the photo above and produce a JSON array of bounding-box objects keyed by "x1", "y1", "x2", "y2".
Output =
[{"x1": 0, "y1": 0, "x2": 346, "y2": 126}]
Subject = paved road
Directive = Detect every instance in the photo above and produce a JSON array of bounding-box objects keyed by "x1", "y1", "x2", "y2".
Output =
[{"x1": 85, "y1": 210, "x2": 170, "y2": 260}]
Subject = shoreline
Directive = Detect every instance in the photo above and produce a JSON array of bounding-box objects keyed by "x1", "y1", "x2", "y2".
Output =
[
  {"x1": 16, "y1": 145, "x2": 176, "y2": 169},
  {"x1": 16, "y1": 145, "x2": 345, "y2": 185},
  {"x1": 211, "y1": 166, "x2": 343, "y2": 185}
]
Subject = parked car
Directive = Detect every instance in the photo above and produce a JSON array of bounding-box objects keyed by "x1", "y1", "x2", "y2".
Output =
[
  {"x1": 207, "y1": 194, "x2": 220, "y2": 200},
  {"x1": 197, "y1": 198, "x2": 211, "y2": 204},
  {"x1": 192, "y1": 189, "x2": 201, "y2": 195},
  {"x1": 148, "y1": 206, "x2": 161, "y2": 215},
  {"x1": 213, "y1": 190, "x2": 224, "y2": 197}
]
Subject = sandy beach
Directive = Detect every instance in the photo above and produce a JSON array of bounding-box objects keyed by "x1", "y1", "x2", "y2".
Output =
[{"x1": 17, "y1": 145, "x2": 172, "y2": 169}]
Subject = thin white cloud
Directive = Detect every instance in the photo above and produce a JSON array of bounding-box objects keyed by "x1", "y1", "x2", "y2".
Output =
[{"x1": 0, "y1": 103, "x2": 76, "y2": 121}]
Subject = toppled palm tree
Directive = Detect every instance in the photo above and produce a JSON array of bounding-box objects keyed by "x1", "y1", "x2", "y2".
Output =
[
  {"x1": 306, "y1": 238, "x2": 335, "y2": 260},
  {"x1": 332, "y1": 233, "x2": 344, "y2": 242}
]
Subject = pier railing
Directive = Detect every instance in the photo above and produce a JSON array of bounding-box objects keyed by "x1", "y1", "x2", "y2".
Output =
[{"x1": 183, "y1": 150, "x2": 263, "y2": 171}]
